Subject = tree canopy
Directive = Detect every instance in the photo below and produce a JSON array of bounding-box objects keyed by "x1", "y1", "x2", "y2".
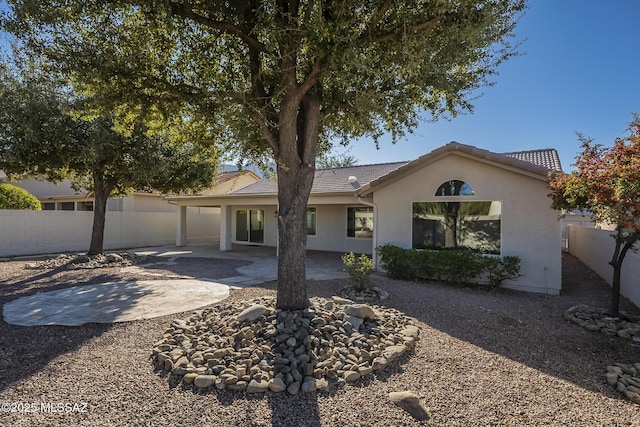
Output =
[
  {"x1": 0, "y1": 68, "x2": 219, "y2": 254},
  {"x1": 549, "y1": 116, "x2": 640, "y2": 316},
  {"x1": 4, "y1": 0, "x2": 526, "y2": 308},
  {"x1": 0, "y1": 183, "x2": 41, "y2": 210}
]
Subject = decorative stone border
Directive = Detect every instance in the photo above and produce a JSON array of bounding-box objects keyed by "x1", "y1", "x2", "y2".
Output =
[
  {"x1": 337, "y1": 285, "x2": 390, "y2": 301},
  {"x1": 563, "y1": 305, "x2": 640, "y2": 342},
  {"x1": 564, "y1": 305, "x2": 640, "y2": 404},
  {"x1": 24, "y1": 252, "x2": 134, "y2": 270},
  {"x1": 606, "y1": 364, "x2": 640, "y2": 404},
  {"x1": 152, "y1": 296, "x2": 419, "y2": 395}
]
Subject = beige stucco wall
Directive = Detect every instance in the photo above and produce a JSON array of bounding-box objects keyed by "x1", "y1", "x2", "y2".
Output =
[
  {"x1": 121, "y1": 195, "x2": 176, "y2": 213},
  {"x1": 372, "y1": 153, "x2": 562, "y2": 294},
  {"x1": 229, "y1": 203, "x2": 373, "y2": 255},
  {"x1": 231, "y1": 205, "x2": 278, "y2": 247},
  {"x1": 12, "y1": 178, "x2": 180, "y2": 213},
  {"x1": 12, "y1": 178, "x2": 79, "y2": 198},
  {"x1": 306, "y1": 205, "x2": 373, "y2": 254}
]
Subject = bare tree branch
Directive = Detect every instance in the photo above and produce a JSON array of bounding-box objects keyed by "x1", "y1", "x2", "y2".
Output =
[
  {"x1": 246, "y1": 106, "x2": 280, "y2": 156},
  {"x1": 298, "y1": 56, "x2": 323, "y2": 97}
]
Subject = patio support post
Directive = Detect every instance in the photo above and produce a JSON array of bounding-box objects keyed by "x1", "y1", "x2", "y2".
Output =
[
  {"x1": 176, "y1": 205, "x2": 187, "y2": 246},
  {"x1": 220, "y1": 204, "x2": 232, "y2": 251}
]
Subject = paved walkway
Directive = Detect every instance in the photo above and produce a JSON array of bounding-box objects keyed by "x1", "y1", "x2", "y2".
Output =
[{"x1": 3, "y1": 244, "x2": 348, "y2": 327}]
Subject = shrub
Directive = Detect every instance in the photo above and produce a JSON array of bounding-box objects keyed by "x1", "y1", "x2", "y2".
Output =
[
  {"x1": 485, "y1": 255, "x2": 521, "y2": 287},
  {"x1": 342, "y1": 252, "x2": 373, "y2": 291},
  {"x1": 376, "y1": 244, "x2": 520, "y2": 287},
  {"x1": 374, "y1": 244, "x2": 418, "y2": 281},
  {"x1": 0, "y1": 184, "x2": 42, "y2": 210}
]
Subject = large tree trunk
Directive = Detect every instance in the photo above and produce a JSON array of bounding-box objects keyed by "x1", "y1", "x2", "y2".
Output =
[
  {"x1": 274, "y1": 92, "x2": 320, "y2": 310},
  {"x1": 88, "y1": 175, "x2": 114, "y2": 255}
]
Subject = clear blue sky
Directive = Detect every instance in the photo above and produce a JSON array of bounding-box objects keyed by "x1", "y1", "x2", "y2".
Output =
[
  {"x1": 1, "y1": 1, "x2": 638, "y2": 172},
  {"x1": 347, "y1": 0, "x2": 640, "y2": 171}
]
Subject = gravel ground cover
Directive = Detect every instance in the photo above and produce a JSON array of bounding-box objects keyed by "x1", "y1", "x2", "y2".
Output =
[{"x1": 0, "y1": 252, "x2": 639, "y2": 426}]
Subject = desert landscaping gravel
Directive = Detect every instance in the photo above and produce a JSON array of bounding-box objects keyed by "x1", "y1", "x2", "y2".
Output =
[{"x1": 1, "y1": 252, "x2": 639, "y2": 426}]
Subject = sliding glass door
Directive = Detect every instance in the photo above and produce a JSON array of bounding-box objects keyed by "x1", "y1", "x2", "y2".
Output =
[{"x1": 236, "y1": 209, "x2": 265, "y2": 244}]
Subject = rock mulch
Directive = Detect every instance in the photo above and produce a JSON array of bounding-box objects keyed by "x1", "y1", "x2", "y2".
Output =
[
  {"x1": 337, "y1": 285, "x2": 389, "y2": 301},
  {"x1": 563, "y1": 304, "x2": 640, "y2": 341},
  {"x1": 152, "y1": 295, "x2": 419, "y2": 395},
  {"x1": 24, "y1": 252, "x2": 136, "y2": 270},
  {"x1": 564, "y1": 304, "x2": 640, "y2": 404},
  {"x1": 606, "y1": 364, "x2": 640, "y2": 404}
]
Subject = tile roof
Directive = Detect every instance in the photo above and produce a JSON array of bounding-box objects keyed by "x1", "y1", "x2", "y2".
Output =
[
  {"x1": 503, "y1": 148, "x2": 562, "y2": 171},
  {"x1": 232, "y1": 162, "x2": 408, "y2": 195},
  {"x1": 231, "y1": 145, "x2": 561, "y2": 196}
]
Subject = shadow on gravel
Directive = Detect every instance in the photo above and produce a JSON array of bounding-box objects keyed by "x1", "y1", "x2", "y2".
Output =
[
  {"x1": 0, "y1": 321, "x2": 114, "y2": 393},
  {"x1": 0, "y1": 269, "x2": 145, "y2": 394},
  {"x1": 380, "y1": 253, "x2": 640, "y2": 400},
  {"x1": 152, "y1": 365, "x2": 323, "y2": 427},
  {"x1": 266, "y1": 392, "x2": 321, "y2": 427}
]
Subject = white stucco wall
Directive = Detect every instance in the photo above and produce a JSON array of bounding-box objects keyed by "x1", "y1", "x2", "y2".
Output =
[
  {"x1": 568, "y1": 225, "x2": 640, "y2": 308},
  {"x1": 372, "y1": 153, "x2": 562, "y2": 294},
  {"x1": 306, "y1": 205, "x2": 373, "y2": 254},
  {"x1": 186, "y1": 207, "x2": 220, "y2": 243},
  {"x1": 0, "y1": 209, "x2": 219, "y2": 257},
  {"x1": 231, "y1": 205, "x2": 278, "y2": 247},
  {"x1": 228, "y1": 204, "x2": 373, "y2": 255},
  {"x1": 0, "y1": 210, "x2": 173, "y2": 256}
]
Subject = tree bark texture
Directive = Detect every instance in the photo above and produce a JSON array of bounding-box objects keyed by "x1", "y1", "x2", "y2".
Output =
[
  {"x1": 274, "y1": 91, "x2": 319, "y2": 310},
  {"x1": 608, "y1": 227, "x2": 638, "y2": 317},
  {"x1": 610, "y1": 261, "x2": 621, "y2": 317},
  {"x1": 88, "y1": 175, "x2": 113, "y2": 255}
]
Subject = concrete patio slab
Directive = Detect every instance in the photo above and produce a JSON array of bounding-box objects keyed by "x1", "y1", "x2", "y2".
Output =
[
  {"x1": 3, "y1": 244, "x2": 349, "y2": 327},
  {"x1": 3, "y1": 279, "x2": 230, "y2": 327}
]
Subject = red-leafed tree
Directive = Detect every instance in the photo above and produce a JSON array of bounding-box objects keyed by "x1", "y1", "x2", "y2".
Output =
[{"x1": 549, "y1": 115, "x2": 640, "y2": 316}]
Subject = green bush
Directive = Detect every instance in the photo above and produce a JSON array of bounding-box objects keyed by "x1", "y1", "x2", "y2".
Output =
[
  {"x1": 342, "y1": 252, "x2": 373, "y2": 291},
  {"x1": 0, "y1": 184, "x2": 41, "y2": 210},
  {"x1": 373, "y1": 244, "x2": 417, "y2": 280},
  {"x1": 376, "y1": 244, "x2": 520, "y2": 287},
  {"x1": 485, "y1": 255, "x2": 521, "y2": 287}
]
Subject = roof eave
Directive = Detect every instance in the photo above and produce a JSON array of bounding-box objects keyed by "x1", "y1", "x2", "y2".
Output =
[{"x1": 359, "y1": 142, "x2": 552, "y2": 196}]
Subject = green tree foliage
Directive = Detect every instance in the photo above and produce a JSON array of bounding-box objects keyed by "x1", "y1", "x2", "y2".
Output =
[
  {"x1": 316, "y1": 151, "x2": 358, "y2": 169},
  {"x1": 4, "y1": 0, "x2": 526, "y2": 308},
  {"x1": 0, "y1": 183, "x2": 41, "y2": 210},
  {"x1": 549, "y1": 116, "x2": 640, "y2": 316},
  {"x1": 0, "y1": 71, "x2": 218, "y2": 255}
]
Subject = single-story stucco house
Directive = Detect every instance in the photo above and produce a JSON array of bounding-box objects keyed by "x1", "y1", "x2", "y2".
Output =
[
  {"x1": 167, "y1": 142, "x2": 563, "y2": 295},
  {"x1": 2, "y1": 170, "x2": 260, "y2": 213}
]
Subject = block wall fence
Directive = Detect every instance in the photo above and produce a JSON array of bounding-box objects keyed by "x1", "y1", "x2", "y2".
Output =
[
  {"x1": 0, "y1": 208, "x2": 219, "y2": 257},
  {"x1": 567, "y1": 225, "x2": 640, "y2": 309}
]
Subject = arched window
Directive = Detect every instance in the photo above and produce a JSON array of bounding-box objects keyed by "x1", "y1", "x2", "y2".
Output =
[{"x1": 435, "y1": 180, "x2": 474, "y2": 196}]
